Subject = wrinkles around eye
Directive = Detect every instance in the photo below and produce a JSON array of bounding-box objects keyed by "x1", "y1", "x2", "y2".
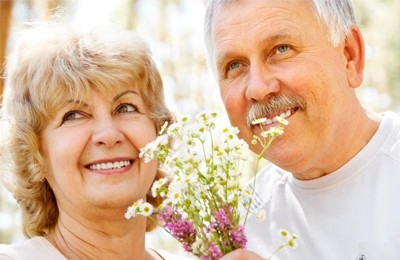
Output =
[
  {"x1": 274, "y1": 45, "x2": 291, "y2": 55},
  {"x1": 116, "y1": 103, "x2": 138, "y2": 114},
  {"x1": 63, "y1": 111, "x2": 85, "y2": 122},
  {"x1": 228, "y1": 61, "x2": 242, "y2": 70}
]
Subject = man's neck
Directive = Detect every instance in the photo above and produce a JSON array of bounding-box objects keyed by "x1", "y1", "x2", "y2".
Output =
[{"x1": 293, "y1": 109, "x2": 381, "y2": 180}]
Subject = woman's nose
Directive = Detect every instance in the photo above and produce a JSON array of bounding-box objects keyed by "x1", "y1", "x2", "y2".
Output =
[{"x1": 91, "y1": 119, "x2": 124, "y2": 148}]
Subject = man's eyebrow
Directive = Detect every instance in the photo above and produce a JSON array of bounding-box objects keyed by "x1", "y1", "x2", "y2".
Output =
[
  {"x1": 113, "y1": 90, "x2": 140, "y2": 102},
  {"x1": 215, "y1": 32, "x2": 296, "y2": 70},
  {"x1": 259, "y1": 32, "x2": 295, "y2": 45}
]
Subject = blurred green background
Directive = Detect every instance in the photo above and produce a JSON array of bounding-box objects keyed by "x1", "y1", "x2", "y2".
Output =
[{"x1": 1, "y1": 0, "x2": 399, "y2": 253}]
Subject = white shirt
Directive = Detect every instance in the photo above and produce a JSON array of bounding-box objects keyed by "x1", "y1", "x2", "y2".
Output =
[
  {"x1": 0, "y1": 237, "x2": 65, "y2": 259},
  {"x1": 245, "y1": 112, "x2": 400, "y2": 260}
]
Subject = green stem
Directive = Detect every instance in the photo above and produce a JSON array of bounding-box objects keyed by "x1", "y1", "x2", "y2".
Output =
[{"x1": 266, "y1": 244, "x2": 287, "y2": 260}]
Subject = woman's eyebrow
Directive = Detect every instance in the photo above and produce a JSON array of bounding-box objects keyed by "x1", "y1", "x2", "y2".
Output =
[
  {"x1": 113, "y1": 90, "x2": 140, "y2": 102},
  {"x1": 66, "y1": 99, "x2": 88, "y2": 107}
]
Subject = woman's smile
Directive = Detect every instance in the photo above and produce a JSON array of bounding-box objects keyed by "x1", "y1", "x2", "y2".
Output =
[{"x1": 85, "y1": 157, "x2": 135, "y2": 174}]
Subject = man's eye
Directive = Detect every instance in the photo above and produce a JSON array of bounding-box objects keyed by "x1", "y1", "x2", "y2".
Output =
[
  {"x1": 117, "y1": 103, "x2": 137, "y2": 114},
  {"x1": 62, "y1": 111, "x2": 84, "y2": 122},
  {"x1": 276, "y1": 45, "x2": 290, "y2": 54},
  {"x1": 228, "y1": 61, "x2": 241, "y2": 71}
]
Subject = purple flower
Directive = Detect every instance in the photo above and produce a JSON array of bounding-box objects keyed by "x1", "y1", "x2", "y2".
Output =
[
  {"x1": 210, "y1": 206, "x2": 233, "y2": 231},
  {"x1": 182, "y1": 243, "x2": 192, "y2": 253},
  {"x1": 209, "y1": 243, "x2": 223, "y2": 259},
  {"x1": 156, "y1": 206, "x2": 174, "y2": 223},
  {"x1": 229, "y1": 225, "x2": 247, "y2": 248},
  {"x1": 156, "y1": 206, "x2": 197, "y2": 251},
  {"x1": 200, "y1": 243, "x2": 223, "y2": 260},
  {"x1": 165, "y1": 218, "x2": 196, "y2": 245}
]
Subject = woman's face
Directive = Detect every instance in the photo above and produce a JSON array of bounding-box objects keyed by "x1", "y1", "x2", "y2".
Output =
[{"x1": 40, "y1": 87, "x2": 158, "y2": 218}]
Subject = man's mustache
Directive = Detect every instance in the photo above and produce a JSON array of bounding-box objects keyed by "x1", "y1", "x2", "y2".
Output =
[{"x1": 246, "y1": 95, "x2": 306, "y2": 127}]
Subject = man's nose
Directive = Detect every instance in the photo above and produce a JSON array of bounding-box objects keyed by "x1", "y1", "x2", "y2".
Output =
[{"x1": 245, "y1": 63, "x2": 280, "y2": 101}]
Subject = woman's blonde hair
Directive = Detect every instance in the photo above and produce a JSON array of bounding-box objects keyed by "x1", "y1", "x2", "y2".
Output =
[{"x1": 1, "y1": 22, "x2": 172, "y2": 237}]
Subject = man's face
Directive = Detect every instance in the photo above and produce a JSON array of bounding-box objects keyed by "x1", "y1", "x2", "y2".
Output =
[{"x1": 211, "y1": 0, "x2": 360, "y2": 178}]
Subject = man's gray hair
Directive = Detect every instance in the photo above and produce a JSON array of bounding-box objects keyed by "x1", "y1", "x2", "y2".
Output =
[{"x1": 204, "y1": 0, "x2": 357, "y2": 75}]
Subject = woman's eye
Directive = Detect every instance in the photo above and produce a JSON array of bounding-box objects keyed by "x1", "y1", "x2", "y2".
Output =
[
  {"x1": 117, "y1": 103, "x2": 137, "y2": 114},
  {"x1": 62, "y1": 111, "x2": 84, "y2": 122},
  {"x1": 276, "y1": 45, "x2": 290, "y2": 54}
]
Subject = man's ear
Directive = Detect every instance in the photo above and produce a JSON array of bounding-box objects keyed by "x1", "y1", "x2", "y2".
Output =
[{"x1": 343, "y1": 26, "x2": 365, "y2": 88}]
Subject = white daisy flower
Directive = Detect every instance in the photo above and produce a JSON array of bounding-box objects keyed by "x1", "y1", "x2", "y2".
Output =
[
  {"x1": 274, "y1": 115, "x2": 289, "y2": 125},
  {"x1": 139, "y1": 202, "x2": 154, "y2": 217},
  {"x1": 288, "y1": 235, "x2": 298, "y2": 249},
  {"x1": 251, "y1": 117, "x2": 267, "y2": 125},
  {"x1": 125, "y1": 199, "x2": 143, "y2": 219},
  {"x1": 278, "y1": 229, "x2": 290, "y2": 238},
  {"x1": 125, "y1": 206, "x2": 137, "y2": 219},
  {"x1": 169, "y1": 190, "x2": 181, "y2": 205},
  {"x1": 151, "y1": 177, "x2": 168, "y2": 197}
]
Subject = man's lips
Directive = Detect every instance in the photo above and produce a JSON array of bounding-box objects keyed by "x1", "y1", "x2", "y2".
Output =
[{"x1": 251, "y1": 108, "x2": 296, "y2": 127}]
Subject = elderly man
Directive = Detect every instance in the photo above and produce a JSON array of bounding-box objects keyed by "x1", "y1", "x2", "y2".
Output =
[{"x1": 205, "y1": 0, "x2": 400, "y2": 259}]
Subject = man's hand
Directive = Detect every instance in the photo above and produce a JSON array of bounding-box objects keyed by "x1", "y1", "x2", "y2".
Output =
[{"x1": 220, "y1": 249, "x2": 265, "y2": 260}]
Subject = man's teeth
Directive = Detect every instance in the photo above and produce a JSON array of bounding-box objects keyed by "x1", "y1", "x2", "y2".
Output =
[
  {"x1": 254, "y1": 109, "x2": 292, "y2": 126},
  {"x1": 89, "y1": 160, "x2": 131, "y2": 170}
]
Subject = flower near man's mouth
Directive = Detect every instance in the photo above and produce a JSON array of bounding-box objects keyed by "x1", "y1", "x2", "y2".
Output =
[
  {"x1": 247, "y1": 94, "x2": 306, "y2": 127},
  {"x1": 251, "y1": 117, "x2": 268, "y2": 125},
  {"x1": 250, "y1": 115, "x2": 286, "y2": 157}
]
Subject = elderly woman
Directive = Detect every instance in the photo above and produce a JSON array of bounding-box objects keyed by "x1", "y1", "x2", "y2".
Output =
[{"x1": 0, "y1": 22, "x2": 181, "y2": 259}]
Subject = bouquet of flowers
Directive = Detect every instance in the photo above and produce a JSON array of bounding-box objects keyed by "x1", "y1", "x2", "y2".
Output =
[{"x1": 125, "y1": 112, "x2": 297, "y2": 259}]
